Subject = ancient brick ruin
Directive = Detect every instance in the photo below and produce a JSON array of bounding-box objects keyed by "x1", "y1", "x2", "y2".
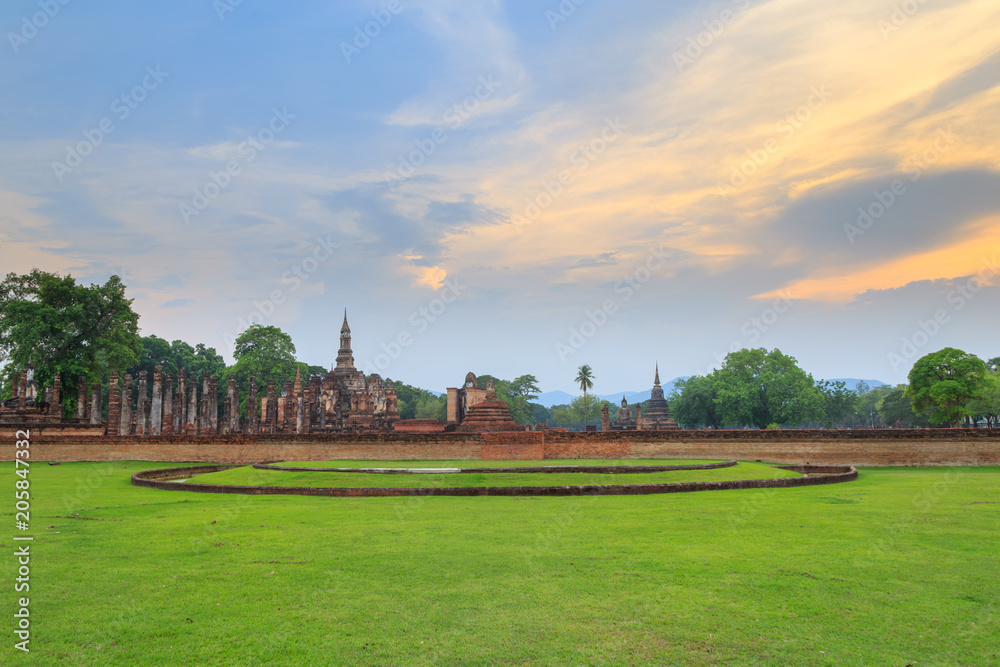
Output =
[
  {"x1": 601, "y1": 365, "x2": 679, "y2": 432},
  {"x1": 1, "y1": 313, "x2": 403, "y2": 436},
  {"x1": 2, "y1": 321, "x2": 683, "y2": 439},
  {"x1": 453, "y1": 377, "x2": 522, "y2": 432}
]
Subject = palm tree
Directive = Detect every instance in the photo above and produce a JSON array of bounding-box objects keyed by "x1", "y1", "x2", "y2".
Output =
[{"x1": 575, "y1": 364, "x2": 595, "y2": 431}]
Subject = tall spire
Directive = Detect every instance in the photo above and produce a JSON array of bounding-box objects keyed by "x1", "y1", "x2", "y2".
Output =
[
  {"x1": 335, "y1": 308, "x2": 355, "y2": 372},
  {"x1": 654, "y1": 363, "x2": 661, "y2": 387}
]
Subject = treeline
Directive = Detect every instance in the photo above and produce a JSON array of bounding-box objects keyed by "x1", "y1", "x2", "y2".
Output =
[{"x1": 668, "y1": 348, "x2": 1000, "y2": 429}]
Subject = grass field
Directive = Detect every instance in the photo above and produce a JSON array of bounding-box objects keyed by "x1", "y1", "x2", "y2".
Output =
[
  {"x1": 3, "y1": 460, "x2": 998, "y2": 665},
  {"x1": 189, "y1": 460, "x2": 800, "y2": 489},
  {"x1": 270, "y1": 459, "x2": 728, "y2": 468}
]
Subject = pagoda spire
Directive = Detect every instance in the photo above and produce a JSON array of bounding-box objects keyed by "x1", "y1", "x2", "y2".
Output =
[
  {"x1": 654, "y1": 363, "x2": 661, "y2": 387},
  {"x1": 335, "y1": 308, "x2": 355, "y2": 372}
]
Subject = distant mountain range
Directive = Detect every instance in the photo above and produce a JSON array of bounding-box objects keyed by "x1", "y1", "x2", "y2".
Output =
[{"x1": 535, "y1": 377, "x2": 886, "y2": 408}]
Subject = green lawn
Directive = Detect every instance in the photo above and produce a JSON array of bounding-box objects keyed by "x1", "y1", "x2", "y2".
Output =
[
  {"x1": 3, "y1": 461, "x2": 997, "y2": 665},
  {"x1": 272, "y1": 458, "x2": 727, "y2": 468},
  {"x1": 188, "y1": 461, "x2": 799, "y2": 489}
]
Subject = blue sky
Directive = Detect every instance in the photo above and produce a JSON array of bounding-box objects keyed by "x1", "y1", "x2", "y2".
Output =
[{"x1": 2, "y1": 0, "x2": 999, "y2": 394}]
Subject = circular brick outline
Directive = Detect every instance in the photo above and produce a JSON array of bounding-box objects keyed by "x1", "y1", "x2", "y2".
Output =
[
  {"x1": 252, "y1": 460, "x2": 739, "y2": 474},
  {"x1": 131, "y1": 463, "x2": 857, "y2": 497}
]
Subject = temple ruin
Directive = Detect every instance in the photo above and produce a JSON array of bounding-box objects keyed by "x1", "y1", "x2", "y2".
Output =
[
  {"x1": 601, "y1": 365, "x2": 679, "y2": 432},
  {"x1": 450, "y1": 375, "x2": 521, "y2": 432},
  {"x1": 0, "y1": 311, "x2": 401, "y2": 435}
]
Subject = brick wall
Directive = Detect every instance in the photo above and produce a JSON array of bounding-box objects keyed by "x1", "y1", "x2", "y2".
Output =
[
  {"x1": 481, "y1": 443, "x2": 544, "y2": 460},
  {"x1": 2, "y1": 427, "x2": 998, "y2": 466}
]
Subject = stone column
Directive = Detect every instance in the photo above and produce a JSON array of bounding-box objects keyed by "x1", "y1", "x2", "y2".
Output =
[
  {"x1": 227, "y1": 376, "x2": 239, "y2": 434},
  {"x1": 601, "y1": 403, "x2": 610, "y2": 432},
  {"x1": 18, "y1": 369, "x2": 27, "y2": 410},
  {"x1": 266, "y1": 380, "x2": 276, "y2": 433},
  {"x1": 107, "y1": 371, "x2": 120, "y2": 436},
  {"x1": 446, "y1": 387, "x2": 459, "y2": 423},
  {"x1": 187, "y1": 381, "x2": 198, "y2": 436},
  {"x1": 282, "y1": 381, "x2": 294, "y2": 432},
  {"x1": 247, "y1": 378, "x2": 258, "y2": 434},
  {"x1": 196, "y1": 372, "x2": 207, "y2": 434},
  {"x1": 151, "y1": 365, "x2": 163, "y2": 435},
  {"x1": 44, "y1": 386, "x2": 53, "y2": 408},
  {"x1": 319, "y1": 380, "x2": 327, "y2": 430},
  {"x1": 163, "y1": 373, "x2": 174, "y2": 436},
  {"x1": 305, "y1": 377, "x2": 320, "y2": 434},
  {"x1": 208, "y1": 376, "x2": 219, "y2": 434},
  {"x1": 175, "y1": 370, "x2": 186, "y2": 434},
  {"x1": 76, "y1": 377, "x2": 87, "y2": 420},
  {"x1": 51, "y1": 373, "x2": 61, "y2": 417},
  {"x1": 636, "y1": 403, "x2": 643, "y2": 431},
  {"x1": 89, "y1": 382, "x2": 101, "y2": 425},
  {"x1": 10, "y1": 369, "x2": 18, "y2": 402},
  {"x1": 120, "y1": 374, "x2": 133, "y2": 435},
  {"x1": 136, "y1": 371, "x2": 148, "y2": 435},
  {"x1": 296, "y1": 394, "x2": 304, "y2": 434}
]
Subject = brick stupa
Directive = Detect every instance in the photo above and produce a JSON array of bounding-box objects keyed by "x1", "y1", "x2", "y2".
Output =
[
  {"x1": 642, "y1": 364, "x2": 679, "y2": 430},
  {"x1": 455, "y1": 379, "x2": 521, "y2": 432}
]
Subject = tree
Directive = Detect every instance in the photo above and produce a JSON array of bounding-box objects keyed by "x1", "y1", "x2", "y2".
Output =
[
  {"x1": 130, "y1": 335, "x2": 226, "y2": 389},
  {"x1": 509, "y1": 374, "x2": 541, "y2": 402},
  {"x1": 854, "y1": 384, "x2": 892, "y2": 427},
  {"x1": 551, "y1": 394, "x2": 601, "y2": 429},
  {"x1": 876, "y1": 385, "x2": 930, "y2": 428},
  {"x1": 906, "y1": 348, "x2": 987, "y2": 427},
  {"x1": 712, "y1": 348, "x2": 823, "y2": 428},
  {"x1": 414, "y1": 393, "x2": 447, "y2": 421},
  {"x1": 966, "y1": 371, "x2": 1000, "y2": 427},
  {"x1": 227, "y1": 325, "x2": 299, "y2": 398},
  {"x1": 669, "y1": 375, "x2": 721, "y2": 429},
  {"x1": 987, "y1": 357, "x2": 1000, "y2": 373},
  {"x1": 530, "y1": 402, "x2": 552, "y2": 427},
  {"x1": 816, "y1": 380, "x2": 858, "y2": 427},
  {"x1": 389, "y1": 381, "x2": 443, "y2": 421},
  {"x1": 574, "y1": 364, "x2": 595, "y2": 430},
  {"x1": 0, "y1": 269, "x2": 140, "y2": 416},
  {"x1": 304, "y1": 364, "x2": 327, "y2": 379}
]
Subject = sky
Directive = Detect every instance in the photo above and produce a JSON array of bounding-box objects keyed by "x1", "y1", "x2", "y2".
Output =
[{"x1": 1, "y1": 0, "x2": 999, "y2": 395}]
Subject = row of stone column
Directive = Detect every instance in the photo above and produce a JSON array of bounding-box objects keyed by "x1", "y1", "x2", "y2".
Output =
[
  {"x1": 106, "y1": 367, "x2": 229, "y2": 436},
  {"x1": 101, "y1": 366, "x2": 316, "y2": 436},
  {"x1": 9, "y1": 364, "x2": 325, "y2": 436}
]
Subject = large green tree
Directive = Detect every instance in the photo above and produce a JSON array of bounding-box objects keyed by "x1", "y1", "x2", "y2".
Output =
[
  {"x1": 712, "y1": 348, "x2": 823, "y2": 428},
  {"x1": 226, "y1": 324, "x2": 299, "y2": 397},
  {"x1": 0, "y1": 269, "x2": 140, "y2": 415},
  {"x1": 906, "y1": 348, "x2": 987, "y2": 427},
  {"x1": 669, "y1": 375, "x2": 721, "y2": 429}
]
